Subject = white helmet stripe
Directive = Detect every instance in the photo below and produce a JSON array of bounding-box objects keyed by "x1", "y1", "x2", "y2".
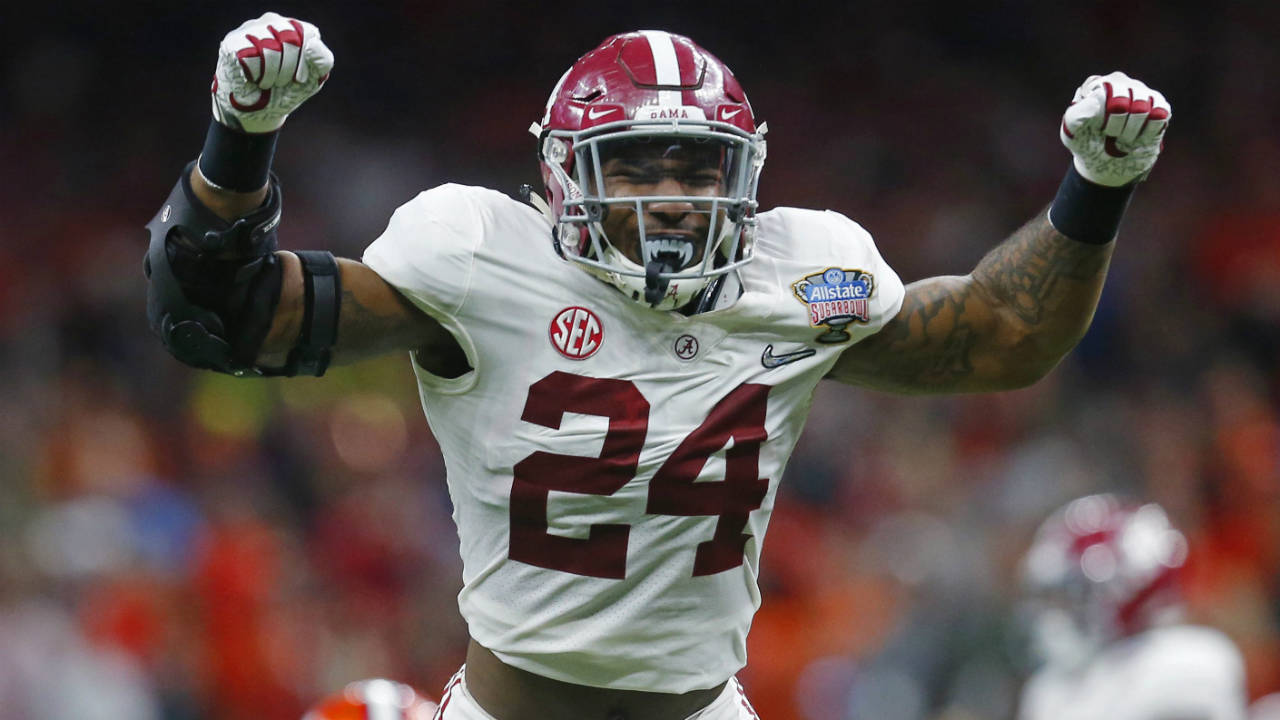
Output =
[
  {"x1": 542, "y1": 67, "x2": 572, "y2": 125},
  {"x1": 639, "y1": 30, "x2": 682, "y2": 106}
]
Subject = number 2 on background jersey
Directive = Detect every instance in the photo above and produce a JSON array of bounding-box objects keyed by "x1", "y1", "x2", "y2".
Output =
[{"x1": 510, "y1": 371, "x2": 771, "y2": 579}]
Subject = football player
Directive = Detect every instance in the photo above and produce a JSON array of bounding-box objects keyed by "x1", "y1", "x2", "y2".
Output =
[
  {"x1": 145, "y1": 13, "x2": 1172, "y2": 719},
  {"x1": 1017, "y1": 494, "x2": 1248, "y2": 720}
]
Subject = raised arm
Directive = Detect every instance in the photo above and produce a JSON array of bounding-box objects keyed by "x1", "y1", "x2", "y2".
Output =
[
  {"x1": 145, "y1": 13, "x2": 463, "y2": 378},
  {"x1": 188, "y1": 172, "x2": 464, "y2": 373},
  {"x1": 828, "y1": 212, "x2": 1112, "y2": 393},
  {"x1": 829, "y1": 72, "x2": 1170, "y2": 393}
]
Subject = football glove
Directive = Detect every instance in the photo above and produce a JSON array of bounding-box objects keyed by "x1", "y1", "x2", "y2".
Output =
[
  {"x1": 210, "y1": 12, "x2": 334, "y2": 134},
  {"x1": 1060, "y1": 71, "x2": 1171, "y2": 187}
]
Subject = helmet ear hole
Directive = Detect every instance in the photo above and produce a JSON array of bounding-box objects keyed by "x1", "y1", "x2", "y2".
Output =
[{"x1": 542, "y1": 136, "x2": 570, "y2": 164}]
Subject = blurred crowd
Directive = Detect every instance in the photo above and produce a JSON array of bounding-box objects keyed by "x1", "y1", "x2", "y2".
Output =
[{"x1": 1, "y1": 2, "x2": 1277, "y2": 719}]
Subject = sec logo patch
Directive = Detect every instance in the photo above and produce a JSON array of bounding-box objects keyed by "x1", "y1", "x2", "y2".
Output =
[{"x1": 550, "y1": 306, "x2": 603, "y2": 359}]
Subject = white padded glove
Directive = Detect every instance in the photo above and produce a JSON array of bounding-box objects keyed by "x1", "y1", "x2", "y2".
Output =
[
  {"x1": 1060, "y1": 72, "x2": 1171, "y2": 186},
  {"x1": 210, "y1": 12, "x2": 334, "y2": 134}
]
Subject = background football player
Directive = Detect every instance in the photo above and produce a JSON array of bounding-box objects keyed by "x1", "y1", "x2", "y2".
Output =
[
  {"x1": 145, "y1": 12, "x2": 1170, "y2": 719},
  {"x1": 1018, "y1": 494, "x2": 1248, "y2": 720}
]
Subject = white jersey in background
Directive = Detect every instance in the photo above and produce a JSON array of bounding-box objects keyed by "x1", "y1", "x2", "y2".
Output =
[
  {"x1": 1019, "y1": 625, "x2": 1248, "y2": 720},
  {"x1": 363, "y1": 183, "x2": 904, "y2": 693}
]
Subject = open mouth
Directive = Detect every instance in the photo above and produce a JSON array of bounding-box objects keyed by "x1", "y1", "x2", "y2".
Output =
[{"x1": 643, "y1": 234, "x2": 696, "y2": 270}]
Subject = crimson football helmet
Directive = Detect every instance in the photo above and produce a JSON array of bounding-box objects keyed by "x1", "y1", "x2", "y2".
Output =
[
  {"x1": 530, "y1": 30, "x2": 767, "y2": 310},
  {"x1": 1020, "y1": 494, "x2": 1189, "y2": 667},
  {"x1": 302, "y1": 678, "x2": 438, "y2": 720}
]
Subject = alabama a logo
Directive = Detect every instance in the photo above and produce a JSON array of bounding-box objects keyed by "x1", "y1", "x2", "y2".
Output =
[{"x1": 791, "y1": 267, "x2": 874, "y2": 343}]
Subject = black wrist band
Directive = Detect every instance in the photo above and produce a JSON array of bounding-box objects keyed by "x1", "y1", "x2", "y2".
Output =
[
  {"x1": 197, "y1": 121, "x2": 280, "y2": 193},
  {"x1": 1047, "y1": 164, "x2": 1138, "y2": 245}
]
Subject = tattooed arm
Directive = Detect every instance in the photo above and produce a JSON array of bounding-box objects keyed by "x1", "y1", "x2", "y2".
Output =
[
  {"x1": 826, "y1": 210, "x2": 1113, "y2": 393},
  {"x1": 829, "y1": 70, "x2": 1172, "y2": 393}
]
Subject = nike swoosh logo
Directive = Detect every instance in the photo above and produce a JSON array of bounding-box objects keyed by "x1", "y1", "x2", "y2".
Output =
[
  {"x1": 761, "y1": 344, "x2": 816, "y2": 369},
  {"x1": 721, "y1": 108, "x2": 742, "y2": 120},
  {"x1": 587, "y1": 107, "x2": 618, "y2": 120}
]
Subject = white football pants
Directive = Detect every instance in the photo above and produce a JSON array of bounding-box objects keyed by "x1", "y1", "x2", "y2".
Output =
[{"x1": 432, "y1": 667, "x2": 760, "y2": 719}]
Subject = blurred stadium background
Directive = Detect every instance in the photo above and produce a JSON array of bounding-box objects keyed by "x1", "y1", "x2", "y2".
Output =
[{"x1": 1, "y1": 1, "x2": 1277, "y2": 718}]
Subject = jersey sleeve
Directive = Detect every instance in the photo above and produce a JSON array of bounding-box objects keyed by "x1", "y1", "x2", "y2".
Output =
[
  {"x1": 757, "y1": 206, "x2": 905, "y2": 342},
  {"x1": 1131, "y1": 631, "x2": 1248, "y2": 720},
  {"x1": 361, "y1": 183, "x2": 483, "y2": 321},
  {"x1": 817, "y1": 209, "x2": 905, "y2": 335}
]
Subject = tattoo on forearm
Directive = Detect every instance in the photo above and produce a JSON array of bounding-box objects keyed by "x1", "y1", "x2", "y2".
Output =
[
  {"x1": 852, "y1": 275, "x2": 981, "y2": 391},
  {"x1": 903, "y1": 279, "x2": 977, "y2": 386},
  {"x1": 974, "y1": 212, "x2": 1111, "y2": 327},
  {"x1": 836, "y1": 211, "x2": 1114, "y2": 393}
]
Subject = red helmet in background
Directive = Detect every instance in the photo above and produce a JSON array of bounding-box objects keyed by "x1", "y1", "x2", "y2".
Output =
[
  {"x1": 531, "y1": 30, "x2": 767, "y2": 310},
  {"x1": 302, "y1": 678, "x2": 438, "y2": 720},
  {"x1": 1021, "y1": 494, "x2": 1189, "y2": 667}
]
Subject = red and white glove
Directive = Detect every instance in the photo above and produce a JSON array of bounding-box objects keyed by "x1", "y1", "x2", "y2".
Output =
[
  {"x1": 210, "y1": 12, "x2": 334, "y2": 134},
  {"x1": 1060, "y1": 71, "x2": 1171, "y2": 186}
]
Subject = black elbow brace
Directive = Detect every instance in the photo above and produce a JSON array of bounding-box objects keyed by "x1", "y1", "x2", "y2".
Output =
[
  {"x1": 144, "y1": 161, "x2": 340, "y2": 377},
  {"x1": 288, "y1": 250, "x2": 342, "y2": 377}
]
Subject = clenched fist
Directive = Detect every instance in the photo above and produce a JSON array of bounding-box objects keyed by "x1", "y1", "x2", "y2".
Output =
[
  {"x1": 1060, "y1": 72, "x2": 1171, "y2": 187},
  {"x1": 1059, "y1": 71, "x2": 1172, "y2": 184},
  {"x1": 211, "y1": 12, "x2": 334, "y2": 134}
]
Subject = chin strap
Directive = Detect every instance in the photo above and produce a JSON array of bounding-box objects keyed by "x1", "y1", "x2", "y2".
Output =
[
  {"x1": 688, "y1": 271, "x2": 741, "y2": 315},
  {"x1": 519, "y1": 183, "x2": 555, "y2": 225}
]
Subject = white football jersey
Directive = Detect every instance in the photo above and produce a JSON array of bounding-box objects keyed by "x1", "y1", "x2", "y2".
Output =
[
  {"x1": 363, "y1": 184, "x2": 904, "y2": 693},
  {"x1": 1019, "y1": 625, "x2": 1248, "y2": 720}
]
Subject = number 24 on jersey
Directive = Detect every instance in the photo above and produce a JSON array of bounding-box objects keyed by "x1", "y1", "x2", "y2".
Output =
[{"x1": 510, "y1": 371, "x2": 771, "y2": 580}]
